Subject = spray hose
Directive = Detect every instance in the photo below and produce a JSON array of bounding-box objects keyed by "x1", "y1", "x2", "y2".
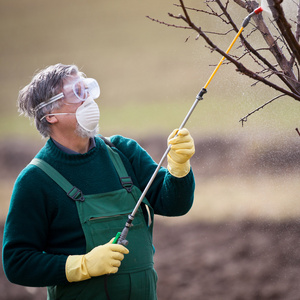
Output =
[{"x1": 114, "y1": 6, "x2": 264, "y2": 246}]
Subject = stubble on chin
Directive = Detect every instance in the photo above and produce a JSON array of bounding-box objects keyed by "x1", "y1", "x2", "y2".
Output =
[{"x1": 75, "y1": 124, "x2": 99, "y2": 139}]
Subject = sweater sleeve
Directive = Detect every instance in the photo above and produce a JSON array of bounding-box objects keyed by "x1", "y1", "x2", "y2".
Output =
[
  {"x1": 110, "y1": 135, "x2": 195, "y2": 217},
  {"x1": 2, "y1": 166, "x2": 68, "y2": 287}
]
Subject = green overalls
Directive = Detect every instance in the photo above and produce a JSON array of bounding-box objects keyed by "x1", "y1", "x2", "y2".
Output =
[{"x1": 30, "y1": 141, "x2": 157, "y2": 300}]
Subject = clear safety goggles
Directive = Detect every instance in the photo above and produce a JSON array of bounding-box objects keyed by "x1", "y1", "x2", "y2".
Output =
[{"x1": 35, "y1": 77, "x2": 100, "y2": 112}]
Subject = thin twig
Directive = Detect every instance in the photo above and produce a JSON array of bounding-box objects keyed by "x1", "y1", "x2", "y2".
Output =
[
  {"x1": 179, "y1": 0, "x2": 192, "y2": 25},
  {"x1": 239, "y1": 94, "x2": 285, "y2": 126},
  {"x1": 146, "y1": 15, "x2": 190, "y2": 30},
  {"x1": 173, "y1": 3, "x2": 230, "y2": 25}
]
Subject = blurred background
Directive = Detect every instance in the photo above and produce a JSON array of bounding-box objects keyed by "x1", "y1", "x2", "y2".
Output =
[{"x1": 1, "y1": 0, "x2": 300, "y2": 299}]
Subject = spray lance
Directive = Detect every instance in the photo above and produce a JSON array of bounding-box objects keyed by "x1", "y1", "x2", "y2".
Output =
[{"x1": 113, "y1": 5, "x2": 264, "y2": 246}]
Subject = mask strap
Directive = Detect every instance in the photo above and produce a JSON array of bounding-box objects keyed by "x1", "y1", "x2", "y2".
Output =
[{"x1": 40, "y1": 112, "x2": 75, "y2": 121}]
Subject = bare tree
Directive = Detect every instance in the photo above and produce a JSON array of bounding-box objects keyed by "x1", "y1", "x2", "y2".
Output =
[{"x1": 147, "y1": 0, "x2": 300, "y2": 125}]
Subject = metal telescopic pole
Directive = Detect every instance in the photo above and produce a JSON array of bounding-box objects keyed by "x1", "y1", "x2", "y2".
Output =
[
  {"x1": 116, "y1": 88, "x2": 207, "y2": 246},
  {"x1": 116, "y1": 6, "x2": 264, "y2": 246}
]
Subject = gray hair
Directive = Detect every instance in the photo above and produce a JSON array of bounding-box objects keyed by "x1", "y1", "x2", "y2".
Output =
[{"x1": 18, "y1": 63, "x2": 83, "y2": 138}]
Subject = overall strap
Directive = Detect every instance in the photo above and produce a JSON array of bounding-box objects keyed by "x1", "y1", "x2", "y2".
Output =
[
  {"x1": 30, "y1": 137, "x2": 133, "y2": 199},
  {"x1": 30, "y1": 158, "x2": 85, "y2": 201},
  {"x1": 99, "y1": 135, "x2": 115, "y2": 148},
  {"x1": 103, "y1": 137, "x2": 153, "y2": 225},
  {"x1": 104, "y1": 142, "x2": 133, "y2": 193}
]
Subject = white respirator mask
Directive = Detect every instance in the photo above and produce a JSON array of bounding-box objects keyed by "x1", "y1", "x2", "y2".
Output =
[{"x1": 75, "y1": 96, "x2": 100, "y2": 132}]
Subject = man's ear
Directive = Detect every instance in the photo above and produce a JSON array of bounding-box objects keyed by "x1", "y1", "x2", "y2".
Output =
[{"x1": 45, "y1": 115, "x2": 58, "y2": 124}]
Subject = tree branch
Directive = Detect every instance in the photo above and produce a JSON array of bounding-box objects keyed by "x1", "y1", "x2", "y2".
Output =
[
  {"x1": 296, "y1": 1, "x2": 300, "y2": 42},
  {"x1": 251, "y1": 10, "x2": 300, "y2": 94},
  {"x1": 239, "y1": 94, "x2": 285, "y2": 125},
  {"x1": 269, "y1": 0, "x2": 300, "y2": 65},
  {"x1": 179, "y1": 0, "x2": 192, "y2": 25},
  {"x1": 217, "y1": 0, "x2": 300, "y2": 95},
  {"x1": 170, "y1": 12, "x2": 300, "y2": 101},
  {"x1": 146, "y1": 15, "x2": 190, "y2": 30}
]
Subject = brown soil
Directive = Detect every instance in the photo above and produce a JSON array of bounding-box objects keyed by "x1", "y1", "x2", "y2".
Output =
[
  {"x1": 2, "y1": 221, "x2": 300, "y2": 299},
  {"x1": 154, "y1": 220, "x2": 300, "y2": 300}
]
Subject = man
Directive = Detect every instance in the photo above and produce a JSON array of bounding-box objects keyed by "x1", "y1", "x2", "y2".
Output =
[{"x1": 3, "y1": 63, "x2": 195, "y2": 299}]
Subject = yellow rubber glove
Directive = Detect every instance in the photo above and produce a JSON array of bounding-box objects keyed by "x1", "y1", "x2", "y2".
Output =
[
  {"x1": 167, "y1": 128, "x2": 195, "y2": 178},
  {"x1": 65, "y1": 238, "x2": 129, "y2": 282}
]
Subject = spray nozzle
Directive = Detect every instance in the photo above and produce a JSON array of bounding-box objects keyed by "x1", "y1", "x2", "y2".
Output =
[
  {"x1": 254, "y1": 6, "x2": 263, "y2": 14},
  {"x1": 242, "y1": 6, "x2": 263, "y2": 28}
]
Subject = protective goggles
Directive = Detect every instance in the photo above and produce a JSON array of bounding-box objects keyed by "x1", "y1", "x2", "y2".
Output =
[{"x1": 35, "y1": 77, "x2": 100, "y2": 112}]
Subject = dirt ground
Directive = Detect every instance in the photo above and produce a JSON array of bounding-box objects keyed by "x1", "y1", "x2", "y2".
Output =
[
  {"x1": 154, "y1": 220, "x2": 300, "y2": 300},
  {"x1": 1, "y1": 136, "x2": 300, "y2": 299},
  {"x1": 2, "y1": 220, "x2": 300, "y2": 300}
]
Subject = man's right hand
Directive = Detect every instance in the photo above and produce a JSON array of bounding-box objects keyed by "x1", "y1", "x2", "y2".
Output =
[{"x1": 66, "y1": 238, "x2": 129, "y2": 282}]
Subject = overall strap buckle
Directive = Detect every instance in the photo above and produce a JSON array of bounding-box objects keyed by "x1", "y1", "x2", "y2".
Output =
[
  {"x1": 67, "y1": 186, "x2": 85, "y2": 201},
  {"x1": 120, "y1": 176, "x2": 133, "y2": 193},
  {"x1": 30, "y1": 158, "x2": 85, "y2": 202},
  {"x1": 103, "y1": 141, "x2": 134, "y2": 193}
]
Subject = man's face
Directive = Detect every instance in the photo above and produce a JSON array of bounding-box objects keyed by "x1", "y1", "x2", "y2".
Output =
[
  {"x1": 44, "y1": 74, "x2": 100, "y2": 138},
  {"x1": 49, "y1": 75, "x2": 84, "y2": 133}
]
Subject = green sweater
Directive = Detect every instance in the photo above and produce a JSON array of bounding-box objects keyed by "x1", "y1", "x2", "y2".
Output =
[{"x1": 3, "y1": 135, "x2": 195, "y2": 287}]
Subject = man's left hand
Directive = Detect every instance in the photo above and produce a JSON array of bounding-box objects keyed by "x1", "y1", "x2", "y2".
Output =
[{"x1": 167, "y1": 128, "x2": 195, "y2": 178}]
